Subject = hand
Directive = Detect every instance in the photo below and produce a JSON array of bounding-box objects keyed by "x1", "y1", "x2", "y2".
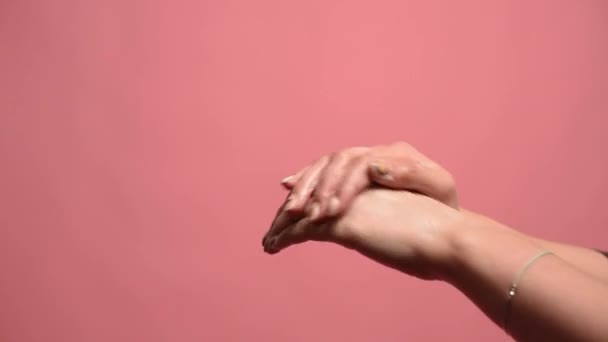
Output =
[
  {"x1": 263, "y1": 188, "x2": 464, "y2": 280},
  {"x1": 280, "y1": 142, "x2": 458, "y2": 225}
]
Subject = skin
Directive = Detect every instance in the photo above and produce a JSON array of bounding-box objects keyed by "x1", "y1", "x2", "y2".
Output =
[
  {"x1": 262, "y1": 142, "x2": 457, "y2": 246},
  {"x1": 271, "y1": 141, "x2": 608, "y2": 284},
  {"x1": 262, "y1": 142, "x2": 608, "y2": 341},
  {"x1": 281, "y1": 142, "x2": 458, "y2": 215}
]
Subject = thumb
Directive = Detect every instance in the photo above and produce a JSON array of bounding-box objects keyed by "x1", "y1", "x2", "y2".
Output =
[
  {"x1": 368, "y1": 160, "x2": 459, "y2": 209},
  {"x1": 368, "y1": 161, "x2": 413, "y2": 189}
]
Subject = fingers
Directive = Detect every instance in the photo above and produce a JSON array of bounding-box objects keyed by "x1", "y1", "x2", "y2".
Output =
[
  {"x1": 283, "y1": 157, "x2": 330, "y2": 214},
  {"x1": 261, "y1": 195, "x2": 298, "y2": 247},
  {"x1": 264, "y1": 218, "x2": 310, "y2": 254},
  {"x1": 265, "y1": 217, "x2": 333, "y2": 254},
  {"x1": 332, "y1": 159, "x2": 373, "y2": 212},
  {"x1": 264, "y1": 141, "x2": 460, "y2": 257},
  {"x1": 280, "y1": 166, "x2": 308, "y2": 190},
  {"x1": 307, "y1": 148, "x2": 368, "y2": 221},
  {"x1": 262, "y1": 193, "x2": 345, "y2": 254},
  {"x1": 281, "y1": 177, "x2": 295, "y2": 190}
]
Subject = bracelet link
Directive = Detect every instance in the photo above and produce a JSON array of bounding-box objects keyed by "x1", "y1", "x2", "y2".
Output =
[{"x1": 502, "y1": 251, "x2": 554, "y2": 334}]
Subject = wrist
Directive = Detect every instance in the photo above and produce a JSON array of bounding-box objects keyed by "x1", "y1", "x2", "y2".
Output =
[{"x1": 438, "y1": 210, "x2": 542, "y2": 285}]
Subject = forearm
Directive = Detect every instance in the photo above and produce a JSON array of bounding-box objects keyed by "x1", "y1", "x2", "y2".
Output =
[
  {"x1": 445, "y1": 211, "x2": 608, "y2": 341},
  {"x1": 530, "y1": 238, "x2": 608, "y2": 284},
  {"x1": 461, "y1": 210, "x2": 608, "y2": 285}
]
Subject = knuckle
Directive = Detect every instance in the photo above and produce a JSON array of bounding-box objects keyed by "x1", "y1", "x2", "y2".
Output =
[
  {"x1": 443, "y1": 171, "x2": 456, "y2": 187},
  {"x1": 312, "y1": 182, "x2": 332, "y2": 198},
  {"x1": 397, "y1": 160, "x2": 417, "y2": 177},
  {"x1": 348, "y1": 146, "x2": 370, "y2": 156},
  {"x1": 392, "y1": 141, "x2": 412, "y2": 151},
  {"x1": 326, "y1": 151, "x2": 338, "y2": 161},
  {"x1": 352, "y1": 150, "x2": 373, "y2": 165},
  {"x1": 332, "y1": 146, "x2": 369, "y2": 161},
  {"x1": 313, "y1": 189, "x2": 332, "y2": 200},
  {"x1": 317, "y1": 154, "x2": 331, "y2": 166},
  {"x1": 438, "y1": 172, "x2": 457, "y2": 195},
  {"x1": 337, "y1": 182, "x2": 358, "y2": 199},
  {"x1": 335, "y1": 149, "x2": 355, "y2": 161}
]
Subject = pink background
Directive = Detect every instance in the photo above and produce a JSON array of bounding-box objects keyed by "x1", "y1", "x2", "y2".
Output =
[{"x1": 1, "y1": 1, "x2": 607, "y2": 341}]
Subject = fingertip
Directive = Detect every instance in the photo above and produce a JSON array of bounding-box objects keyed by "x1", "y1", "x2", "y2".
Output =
[
  {"x1": 281, "y1": 176, "x2": 295, "y2": 189},
  {"x1": 269, "y1": 236, "x2": 278, "y2": 252},
  {"x1": 334, "y1": 195, "x2": 355, "y2": 218},
  {"x1": 264, "y1": 245, "x2": 279, "y2": 254},
  {"x1": 326, "y1": 196, "x2": 341, "y2": 217},
  {"x1": 264, "y1": 236, "x2": 279, "y2": 254},
  {"x1": 307, "y1": 202, "x2": 321, "y2": 221}
]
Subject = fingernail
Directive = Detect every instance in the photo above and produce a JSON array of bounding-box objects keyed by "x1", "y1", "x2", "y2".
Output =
[
  {"x1": 264, "y1": 236, "x2": 274, "y2": 252},
  {"x1": 327, "y1": 196, "x2": 340, "y2": 216},
  {"x1": 370, "y1": 163, "x2": 393, "y2": 181},
  {"x1": 370, "y1": 163, "x2": 388, "y2": 175},
  {"x1": 269, "y1": 236, "x2": 278, "y2": 251},
  {"x1": 308, "y1": 202, "x2": 321, "y2": 220}
]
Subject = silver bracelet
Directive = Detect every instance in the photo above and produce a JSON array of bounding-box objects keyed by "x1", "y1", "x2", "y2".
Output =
[{"x1": 503, "y1": 250, "x2": 554, "y2": 333}]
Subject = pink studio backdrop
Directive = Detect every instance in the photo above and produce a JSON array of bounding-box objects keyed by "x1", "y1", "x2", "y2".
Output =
[{"x1": 1, "y1": 1, "x2": 607, "y2": 341}]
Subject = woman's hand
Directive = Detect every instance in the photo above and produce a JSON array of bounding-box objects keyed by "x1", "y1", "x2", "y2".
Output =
[
  {"x1": 280, "y1": 142, "x2": 458, "y2": 224},
  {"x1": 263, "y1": 188, "x2": 464, "y2": 280},
  {"x1": 262, "y1": 141, "x2": 458, "y2": 249},
  {"x1": 263, "y1": 143, "x2": 608, "y2": 341}
]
